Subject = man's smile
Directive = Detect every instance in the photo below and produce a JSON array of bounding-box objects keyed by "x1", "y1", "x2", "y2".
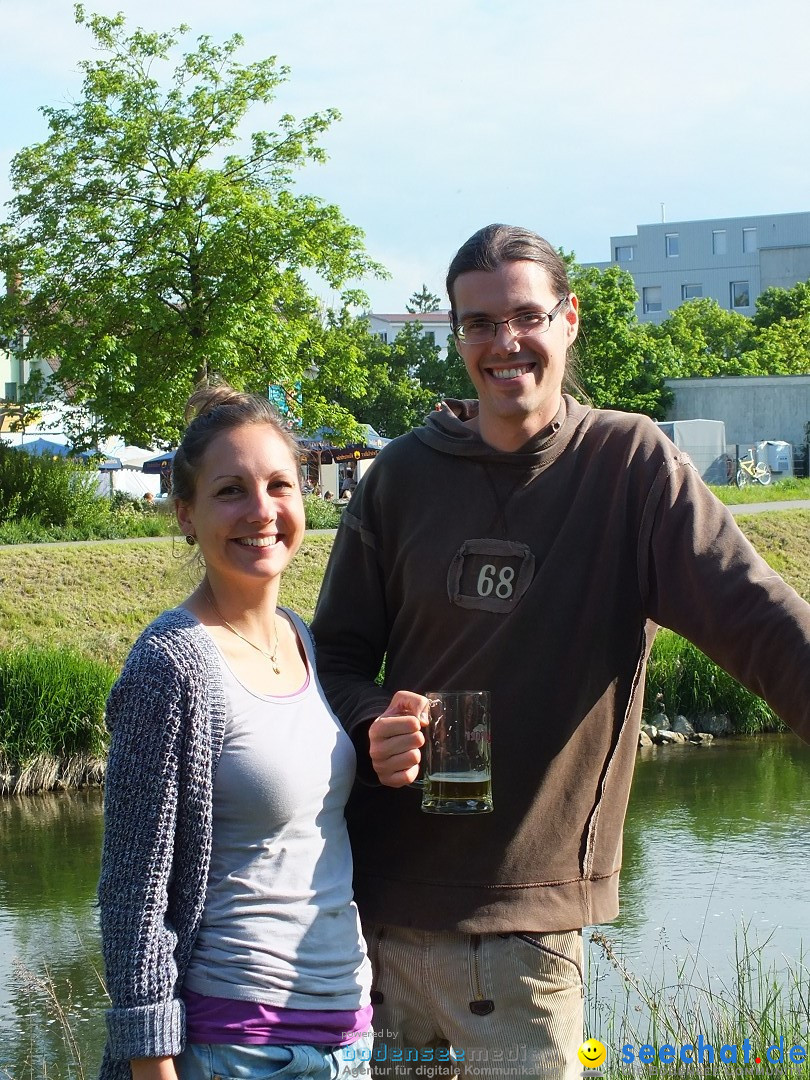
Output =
[{"x1": 488, "y1": 363, "x2": 535, "y2": 381}]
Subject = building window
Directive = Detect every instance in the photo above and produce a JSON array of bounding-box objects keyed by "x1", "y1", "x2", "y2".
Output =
[
  {"x1": 423, "y1": 330, "x2": 435, "y2": 344},
  {"x1": 730, "y1": 281, "x2": 750, "y2": 308},
  {"x1": 643, "y1": 286, "x2": 663, "y2": 313},
  {"x1": 615, "y1": 245, "x2": 635, "y2": 261},
  {"x1": 712, "y1": 230, "x2": 727, "y2": 255},
  {"x1": 377, "y1": 332, "x2": 388, "y2": 343},
  {"x1": 4, "y1": 382, "x2": 18, "y2": 402},
  {"x1": 681, "y1": 284, "x2": 703, "y2": 300},
  {"x1": 665, "y1": 233, "x2": 679, "y2": 257},
  {"x1": 742, "y1": 227, "x2": 757, "y2": 253}
]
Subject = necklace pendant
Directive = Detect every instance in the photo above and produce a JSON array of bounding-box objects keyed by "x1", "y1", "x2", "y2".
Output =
[{"x1": 272, "y1": 662, "x2": 281, "y2": 675}]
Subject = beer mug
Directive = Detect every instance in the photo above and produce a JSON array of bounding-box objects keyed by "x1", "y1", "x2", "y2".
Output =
[{"x1": 421, "y1": 691, "x2": 492, "y2": 814}]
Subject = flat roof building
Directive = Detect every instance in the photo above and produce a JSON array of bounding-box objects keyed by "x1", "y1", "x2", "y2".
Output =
[
  {"x1": 586, "y1": 211, "x2": 810, "y2": 323},
  {"x1": 368, "y1": 311, "x2": 450, "y2": 360}
]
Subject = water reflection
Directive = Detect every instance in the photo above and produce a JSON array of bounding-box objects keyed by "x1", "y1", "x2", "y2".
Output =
[
  {"x1": 604, "y1": 735, "x2": 810, "y2": 947},
  {"x1": 0, "y1": 790, "x2": 105, "y2": 1079},
  {"x1": 587, "y1": 734, "x2": 810, "y2": 1046},
  {"x1": 1, "y1": 737, "x2": 809, "y2": 1076}
]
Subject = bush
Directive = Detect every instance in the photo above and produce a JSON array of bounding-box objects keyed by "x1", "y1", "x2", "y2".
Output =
[
  {"x1": 304, "y1": 494, "x2": 343, "y2": 529},
  {"x1": 0, "y1": 443, "x2": 109, "y2": 529},
  {"x1": 645, "y1": 629, "x2": 781, "y2": 734},
  {"x1": 0, "y1": 646, "x2": 113, "y2": 765},
  {"x1": 0, "y1": 510, "x2": 173, "y2": 544}
]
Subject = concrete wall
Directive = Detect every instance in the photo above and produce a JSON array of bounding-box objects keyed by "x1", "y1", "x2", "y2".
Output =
[
  {"x1": 664, "y1": 375, "x2": 810, "y2": 448},
  {"x1": 760, "y1": 245, "x2": 810, "y2": 290}
]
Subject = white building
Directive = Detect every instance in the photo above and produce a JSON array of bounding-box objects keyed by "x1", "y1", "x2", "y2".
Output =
[
  {"x1": 367, "y1": 311, "x2": 451, "y2": 360},
  {"x1": 1, "y1": 344, "x2": 57, "y2": 405}
]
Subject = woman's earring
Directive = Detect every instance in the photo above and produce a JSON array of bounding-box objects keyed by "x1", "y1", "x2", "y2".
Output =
[{"x1": 185, "y1": 534, "x2": 196, "y2": 546}]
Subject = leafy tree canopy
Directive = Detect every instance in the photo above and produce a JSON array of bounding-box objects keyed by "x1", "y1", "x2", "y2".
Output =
[
  {"x1": 323, "y1": 317, "x2": 435, "y2": 438},
  {"x1": 412, "y1": 331, "x2": 476, "y2": 404},
  {"x1": 648, "y1": 298, "x2": 760, "y2": 377},
  {"x1": 567, "y1": 261, "x2": 671, "y2": 417},
  {"x1": 750, "y1": 318, "x2": 810, "y2": 375},
  {"x1": 753, "y1": 279, "x2": 810, "y2": 329},
  {"x1": 0, "y1": 5, "x2": 384, "y2": 448},
  {"x1": 314, "y1": 300, "x2": 474, "y2": 438}
]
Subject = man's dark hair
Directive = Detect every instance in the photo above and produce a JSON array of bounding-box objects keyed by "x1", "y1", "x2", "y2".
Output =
[{"x1": 446, "y1": 224, "x2": 571, "y2": 315}]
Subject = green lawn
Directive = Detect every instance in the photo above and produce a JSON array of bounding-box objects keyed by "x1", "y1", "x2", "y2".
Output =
[
  {"x1": 0, "y1": 534, "x2": 336, "y2": 670},
  {"x1": 1, "y1": 511, "x2": 809, "y2": 674},
  {"x1": 709, "y1": 475, "x2": 810, "y2": 504}
]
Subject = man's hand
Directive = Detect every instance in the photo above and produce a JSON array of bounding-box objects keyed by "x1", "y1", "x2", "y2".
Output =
[{"x1": 369, "y1": 691, "x2": 430, "y2": 787}]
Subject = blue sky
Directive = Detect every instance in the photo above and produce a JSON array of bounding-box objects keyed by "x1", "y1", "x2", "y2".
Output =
[{"x1": 2, "y1": 0, "x2": 809, "y2": 312}]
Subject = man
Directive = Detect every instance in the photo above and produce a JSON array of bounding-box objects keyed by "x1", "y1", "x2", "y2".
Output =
[{"x1": 311, "y1": 224, "x2": 810, "y2": 1078}]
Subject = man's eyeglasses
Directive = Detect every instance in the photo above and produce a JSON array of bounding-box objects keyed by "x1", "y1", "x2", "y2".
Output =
[{"x1": 452, "y1": 296, "x2": 569, "y2": 344}]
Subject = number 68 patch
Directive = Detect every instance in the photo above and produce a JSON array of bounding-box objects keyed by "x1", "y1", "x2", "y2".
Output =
[{"x1": 447, "y1": 538, "x2": 535, "y2": 613}]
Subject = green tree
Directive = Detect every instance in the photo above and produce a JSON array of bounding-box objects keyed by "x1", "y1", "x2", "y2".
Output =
[
  {"x1": 412, "y1": 331, "x2": 475, "y2": 402},
  {"x1": 753, "y1": 279, "x2": 810, "y2": 329},
  {"x1": 333, "y1": 320, "x2": 437, "y2": 438},
  {"x1": 751, "y1": 318, "x2": 810, "y2": 374},
  {"x1": 649, "y1": 298, "x2": 759, "y2": 377},
  {"x1": 568, "y1": 262, "x2": 668, "y2": 416},
  {"x1": 0, "y1": 6, "x2": 382, "y2": 448},
  {"x1": 406, "y1": 284, "x2": 441, "y2": 313},
  {"x1": 311, "y1": 313, "x2": 441, "y2": 438}
]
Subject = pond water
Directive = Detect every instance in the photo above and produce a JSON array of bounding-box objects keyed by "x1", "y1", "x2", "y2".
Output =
[{"x1": 1, "y1": 734, "x2": 809, "y2": 1077}]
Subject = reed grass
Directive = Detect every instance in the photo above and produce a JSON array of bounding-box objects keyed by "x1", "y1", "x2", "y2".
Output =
[
  {"x1": 0, "y1": 510, "x2": 806, "y2": 792},
  {"x1": 644, "y1": 629, "x2": 781, "y2": 734},
  {"x1": 0, "y1": 648, "x2": 113, "y2": 792},
  {"x1": 3, "y1": 952, "x2": 108, "y2": 1080},
  {"x1": 6, "y1": 924, "x2": 809, "y2": 1078},
  {"x1": 588, "y1": 925, "x2": 810, "y2": 1077}
]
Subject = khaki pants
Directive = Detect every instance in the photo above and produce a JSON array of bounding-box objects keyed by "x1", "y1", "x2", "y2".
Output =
[{"x1": 364, "y1": 926, "x2": 584, "y2": 1080}]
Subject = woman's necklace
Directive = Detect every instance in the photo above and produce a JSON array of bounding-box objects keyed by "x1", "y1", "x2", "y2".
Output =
[{"x1": 204, "y1": 585, "x2": 281, "y2": 674}]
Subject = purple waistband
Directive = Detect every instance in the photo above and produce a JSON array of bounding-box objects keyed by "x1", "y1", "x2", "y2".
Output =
[{"x1": 182, "y1": 988, "x2": 373, "y2": 1047}]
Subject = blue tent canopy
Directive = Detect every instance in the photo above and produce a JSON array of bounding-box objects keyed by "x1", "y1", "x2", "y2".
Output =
[
  {"x1": 75, "y1": 450, "x2": 122, "y2": 471},
  {"x1": 14, "y1": 440, "x2": 121, "y2": 469},
  {"x1": 15, "y1": 438, "x2": 69, "y2": 458},
  {"x1": 142, "y1": 450, "x2": 175, "y2": 474},
  {"x1": 299, "y1": 425, "x2": 390, "y2": 464}
]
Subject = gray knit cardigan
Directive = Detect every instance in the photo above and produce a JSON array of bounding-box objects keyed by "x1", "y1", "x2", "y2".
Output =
[{"x1": 97, "y1": 608, "x2": 226, "y2": 1080}]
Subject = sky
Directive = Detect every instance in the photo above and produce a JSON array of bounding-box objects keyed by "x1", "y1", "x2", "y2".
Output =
[{"x1": 2, "y1": 0, "x2": 810, "y2": 313}]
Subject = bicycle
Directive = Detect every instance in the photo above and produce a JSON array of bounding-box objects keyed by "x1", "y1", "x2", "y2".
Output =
[{"x1": 736, "y1": 449, "x2": 772, "y2": 487}]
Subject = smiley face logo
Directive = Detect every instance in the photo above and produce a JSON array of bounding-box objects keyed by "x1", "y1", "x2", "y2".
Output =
[{"x1": 577, "y1": 1038, "x2": 607, "y2": 1069}]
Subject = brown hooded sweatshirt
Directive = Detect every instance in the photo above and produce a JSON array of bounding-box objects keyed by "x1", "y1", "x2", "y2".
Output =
[{"x1": 312, "y1": 397, "x2": 810, "y2": 932}]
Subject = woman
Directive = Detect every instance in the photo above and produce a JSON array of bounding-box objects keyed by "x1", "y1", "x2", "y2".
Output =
[{"x1": 97, "y1": 385, "x2": 372, "y2": 1080}]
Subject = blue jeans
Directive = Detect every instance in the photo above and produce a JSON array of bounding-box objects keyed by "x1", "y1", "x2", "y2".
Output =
[{"x1": 175, "y1": 1034, "x2": 373, "y2": 1080}]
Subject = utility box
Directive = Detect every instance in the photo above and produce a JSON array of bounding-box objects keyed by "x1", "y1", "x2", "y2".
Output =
[
  {"x1": 657, "y1": 419, "x2": 728, "y2": 485},
  {"x1": 757, "y1": 440, "x2": 794, "y2": 477}
]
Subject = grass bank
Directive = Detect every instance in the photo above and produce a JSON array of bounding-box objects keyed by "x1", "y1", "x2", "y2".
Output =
[
  {"x1": 0, "y1": 533, "x2": 336, "y2": 669},
  {"x1": 0, "y1": 510, "x2": 808, "y2": 790},
  {"x1": 2, "y1": 513, "x2": 808, "y2": 668},
  {"x1": 0, "y1": 647, "x2": 111, "y2": 794}
]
